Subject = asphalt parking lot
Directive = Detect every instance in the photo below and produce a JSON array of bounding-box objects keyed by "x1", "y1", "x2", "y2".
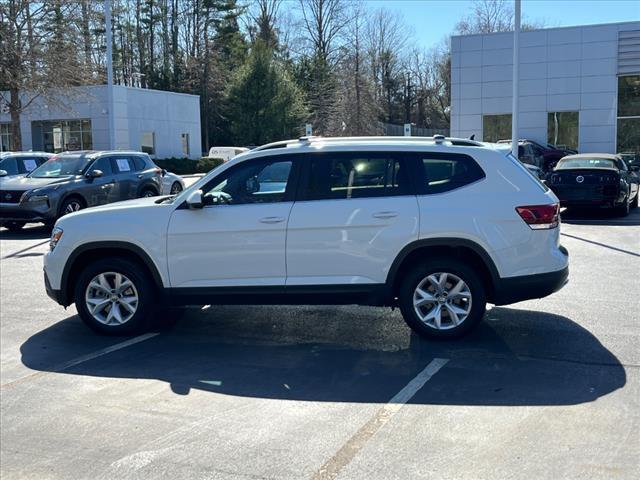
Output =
[{"x1": 1, "y1": 208, "x2": 639, "y2": 479}]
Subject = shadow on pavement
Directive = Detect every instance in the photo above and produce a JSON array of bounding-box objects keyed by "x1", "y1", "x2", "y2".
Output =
[
  {"x1": 561, "y1": 206, "x2": 640, "y2": 226},
  {"x1": 0, "y1": 224, "x2": 51, "y2": 240},
  {"x1": 20, "y1": 305, "x2": 626, "y2": 406}
]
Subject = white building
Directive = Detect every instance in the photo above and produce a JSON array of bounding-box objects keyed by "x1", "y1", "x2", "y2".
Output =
[
  {"x1": 0, "y1": 85, "x2": 201, "y2": 159},
  {"x1": 450, "y1": 21, "x2": 640, "y2": 154}
]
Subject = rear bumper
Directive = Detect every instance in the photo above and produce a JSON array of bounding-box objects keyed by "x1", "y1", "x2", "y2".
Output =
[
  {"x1": 493, "y1": 264, "x2": 569, "y2": 305},
  {"x1": 551, "y1": 185, "x2": 621, "y2": 207}
]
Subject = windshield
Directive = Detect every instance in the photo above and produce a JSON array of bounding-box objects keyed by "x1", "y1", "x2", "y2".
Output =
[
  {"x1": 555, "y1": 158, "x2": 616, "y2": 170},
  {"x1": 29, "y1": 155, "x2": 90, "y2": 178}
]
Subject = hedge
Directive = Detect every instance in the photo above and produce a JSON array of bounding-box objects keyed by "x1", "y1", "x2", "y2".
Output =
[{"x1": 154, "y1": 157, "x2": 224, "y2": 175}]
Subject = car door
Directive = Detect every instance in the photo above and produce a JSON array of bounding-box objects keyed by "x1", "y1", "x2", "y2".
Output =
[
  {"x1": 166, "y1": 155, "x2": 299, "y2": 288},
  {"x1": 110, "y1": 156, "x2": 139, "y2": 200},
  {"x1": 286, "y1": 151, "x2": 419, "y2": 286},
  {"x1": 84, "y1": 156, "x2": 119, "y2": 206}
]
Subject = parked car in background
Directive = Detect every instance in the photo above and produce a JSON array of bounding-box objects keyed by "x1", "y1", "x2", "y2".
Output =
[
  {"x1": 207, "y1": 146, "x2": 250, "y2": 162},
  {"x1": 0, "y1": 151, "x2": 163, "y2": 231},
  {"x1": 547, "y1": 153, "x2": 639, "y2": 216},
  {"x1": 0, "y1": 152, "x2": 54, "y2": 178},
  {"x1": 497, "y1": 139, "x2": 574, "y2": 173},
  {"x1": 161, "y1": 170, "x2": 185, "y2": 195},
  {"x1": 43, "y1": 136, "x2": 568, "y2": 339}
]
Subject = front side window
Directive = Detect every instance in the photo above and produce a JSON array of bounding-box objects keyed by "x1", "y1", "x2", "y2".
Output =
[
  {"x1": 303, "y1": 153, "x2": 411, "y2": 200},
  {"x1": 548, "y1": 112, "x2": 579, "y2": 151},
  {"x1": 89, "y1": 157, "x2": 113, "y2": 175},
  {"x1": 204, "y1": 158, "x2": 293, "y2": 205},
  {"x1": 482, "y1": 114, "x2": 512, "y2": 143},
  {"x1": 415, "y1": 153, "x2": 485, "y2": 194}
]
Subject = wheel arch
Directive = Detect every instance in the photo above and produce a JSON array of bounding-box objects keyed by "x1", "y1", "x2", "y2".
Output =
[
  {"x1": 386, "y1": 238, "x2": 500, "y2": 304},
  {"x1": 58, "y1": 193, "x2": 87, "y2": 216},
  {"x1": 60, "y1": 241, "x2": 165, "y2": 306}
]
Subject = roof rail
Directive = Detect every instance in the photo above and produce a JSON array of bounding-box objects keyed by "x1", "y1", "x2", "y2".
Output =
[{"x1": 252, "y1": 135, "x2": 485, "y2": 151}]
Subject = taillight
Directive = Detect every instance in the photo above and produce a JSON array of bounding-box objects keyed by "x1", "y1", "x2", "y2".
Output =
[{"x1": 516, "y1": 204, "x2": 559, "y2": 230}]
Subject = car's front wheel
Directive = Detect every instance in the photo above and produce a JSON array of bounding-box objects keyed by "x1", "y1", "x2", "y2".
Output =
[
  {"x1": 616, "y1": 197, "x2": 630, "y2": 217},
  {"x1": 59, "y1": 197, "x2": 84, "y2": 218},
  {"x1": 170, "y1": 181, "x2": 183, "y2": 195},
  {"x1": 74, "y1": 257, "x2": 155, "y2": 335},
  {"x1": 399, "y1": 259, "x2": 486, "y2": 339},
  {"x1": 140, "y1": 187, "x2": 158, "y2": 198}
]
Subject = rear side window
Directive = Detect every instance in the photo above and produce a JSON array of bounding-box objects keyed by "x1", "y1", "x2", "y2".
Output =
[
  {"x1": 132, "y1": 156, "x2": 147, "y2": 171},
  {"x1": 414, "y1": 153, "x2": 485, "y2": 194},
  {"x1": 302, "y1": 153, "x2": 412, "y2": 200}
]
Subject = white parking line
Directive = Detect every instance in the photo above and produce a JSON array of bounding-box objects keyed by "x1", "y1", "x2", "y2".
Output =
[
  {"x1": 311, "y1": 358, "x2": 449, "y2": 480},
  {"x1": 1, "y1": 332, "x2": 159, "y2": 389}
]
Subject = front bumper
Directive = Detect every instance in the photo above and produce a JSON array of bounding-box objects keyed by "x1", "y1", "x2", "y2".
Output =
[
  {"x1": 0, "y1": 201, "x2": 56, "y2": 224},
  {"x1": 44, "y1": 269, "x2": 64, "y2": 305}
]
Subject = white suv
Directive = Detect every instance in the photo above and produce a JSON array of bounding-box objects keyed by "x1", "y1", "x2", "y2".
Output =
[{"x1": 44, "y1": 136, "x2": 569, "y2": 339}]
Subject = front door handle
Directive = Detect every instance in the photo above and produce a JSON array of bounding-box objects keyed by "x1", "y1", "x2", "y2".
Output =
[
  {"x1": 259, "y1": 216, "x2": 285, "y2": 224},
  {"x1": 372, "y1": 211, "x2": 398, "y2": 219}
]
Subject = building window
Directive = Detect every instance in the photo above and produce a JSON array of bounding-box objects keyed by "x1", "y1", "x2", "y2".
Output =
[
  {"x1": 141, "y1": 131, "x2": 155, "y2": 156},
  {"x1": 0, "y1": 123, "x2": 14, "y2": 152},
  {"x1": 617, "y1": 75, "x2": 640, "y2": 155},
  {"x1": 32, "y1": 119, "x2": 92, "y2": 153},
  {"x1": 548, "y1": 112, "x2": 579, "y2": 151},
  {"x1": 181, "y1": 133, "x2": 190, "y2": 157},
  {"x1": 482, "y1": 114, "x2": 511, "y2": 143}
]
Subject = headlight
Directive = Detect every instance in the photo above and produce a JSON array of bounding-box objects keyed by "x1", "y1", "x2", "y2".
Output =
[
  {"x1": 50, "y1": 227, "x2": 63, "y2": 251},
  {"x1": 27, "y1": 194, "x2": 49, "y2": 203}
]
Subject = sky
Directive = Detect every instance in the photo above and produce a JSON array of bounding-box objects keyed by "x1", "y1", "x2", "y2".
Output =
[{"x1": 364, "y1": 0, "x2": 640, "y2": 50}]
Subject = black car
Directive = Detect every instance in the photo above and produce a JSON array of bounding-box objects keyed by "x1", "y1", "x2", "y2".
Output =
[
  {"x1": 0, "y1": 151, "x2": 163, "y2": 231},
  {"x1": 547, "y1": 153, "x2": 640, "y2": 216}
]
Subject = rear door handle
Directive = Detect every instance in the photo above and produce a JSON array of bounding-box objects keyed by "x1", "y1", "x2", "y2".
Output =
[
  {"x1": 259, "y1": 216, "x2": 285, "y2": 224},
  {"x1": 372, "y1": 211, "x2": 398, "y2": 219}
]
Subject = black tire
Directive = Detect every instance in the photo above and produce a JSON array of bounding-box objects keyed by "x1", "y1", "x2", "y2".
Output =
[
  {"x1": 616, "y1": 197, "x2": 630, "y2": 217},
  {"x1": 59, "y1": 196, "x2": 85, "y2": 218},
  {"x1": 3, "y1": 221, "x2": 25, "y2": 232},
  {"x1": 398, "y1": 258, "x2": 486, "y2": 339},
  {"x1": 140, "y1": 187, "x2": 158, "y2": 198},
  {"x1": 631, "y1": 192, "x2": 639, "y2": 209},
  {"x1": 74, "y1": 257, "x2": 156, "y2": 335},
  {"x1": 170, "y1": 182, "x2": 183, "y2": 195}
]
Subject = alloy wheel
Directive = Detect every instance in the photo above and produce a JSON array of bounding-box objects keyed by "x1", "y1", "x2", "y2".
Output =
[
  {"x1": 413, "y1": 272, "x2": 472, "y2": 330},
  {"x1": 85, "y1": 272, "x2": 139, "y2": 325},
  {"x1": 64, "y1": 200, "x2": 82, "y2": 215},
  {"x1": 170, "y1": 182, "x2": 183, "y2": 195}
]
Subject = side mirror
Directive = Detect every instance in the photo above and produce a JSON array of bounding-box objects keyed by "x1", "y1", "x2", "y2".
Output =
[
  {"x1": 186, "y1": 189, "x2": 204, "y2": 209},
  {"x1": 86, "y1": 169, "x2": 103, "y2": 179},
  {"x1": 203, "y1": 191, "x2": 232, "y2": 206},
  {"x1": 161, "y1": 168, "x2": 167, "y2": 177},
  {"x1": 0, "y1": 170, "x2": 7, "y2": 177}
]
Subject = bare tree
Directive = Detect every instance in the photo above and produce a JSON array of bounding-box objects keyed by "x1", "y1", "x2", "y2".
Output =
[{"x1": 456, "y1": 0, "x2": 546, "y2": 34}]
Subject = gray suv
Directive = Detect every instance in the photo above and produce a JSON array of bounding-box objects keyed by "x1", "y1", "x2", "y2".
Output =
[{"x1": 0, "y1": 151, "x2": 163, "y2": 231}]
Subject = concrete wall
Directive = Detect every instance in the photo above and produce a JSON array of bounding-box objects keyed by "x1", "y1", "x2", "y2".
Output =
[
  {"x1": 451, "y1": 21, "x2": 640, "y2": 153},
  {"x1": 0, "y1": 86, "x2": 201, "y2": 159}
]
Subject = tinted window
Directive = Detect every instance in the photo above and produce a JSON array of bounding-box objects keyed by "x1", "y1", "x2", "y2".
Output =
[
  {"x1": 111, "y1": 157, "x2": 135, "y2": 174},
  {"x1": 89, "y1": 157, "x2": 113, "y2": 175},
  {"x1": 204, "y1": 159, "x2": 292, "y2": 204},
  {"x1": 415, "y1": 153, "x2": 485, "y2": 194},
  {"x1": 303, "y1": 153, "x2": 411, "y2": 200}
]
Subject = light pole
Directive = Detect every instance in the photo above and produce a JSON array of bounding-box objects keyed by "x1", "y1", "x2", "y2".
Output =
[
  {"x1": 105, "y1": 0, "x2": 115, "y2": 150},
  {"x1": 511, "y1": 0, "x2": 521, "y2": 158}
]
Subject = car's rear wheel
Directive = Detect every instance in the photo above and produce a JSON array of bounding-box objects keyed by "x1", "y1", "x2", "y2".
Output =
[
  {"x1": 3, "y1": 221, "x2": 25, "y2": 232},
  {"x1": 74, "y1": 257, "x2": 155, "y2": 335},
  {"x1": 398, "y1": 259, "x2": 486, "y2": 339},
  {"x1": 140, "y1": 187, "x2": 158, "y2": 198},
  {"x1": 170, "y1": 181, "x2": 183, "y2": 195}
]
